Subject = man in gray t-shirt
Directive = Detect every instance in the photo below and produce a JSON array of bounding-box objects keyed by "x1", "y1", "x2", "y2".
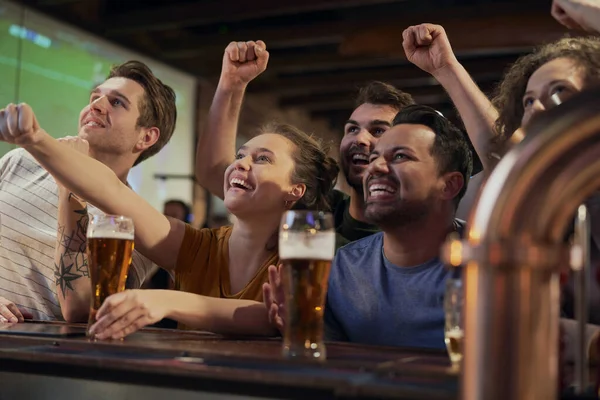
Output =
[
  {"x1": 325, "y1": 226, "x2": 463, "y2": 349},
  {"x1": 264, "y1": 105, "x2": 473, "y2": 349},
  {"x1": 323, "y1": 106, "x2": 472, "y2": 349}
]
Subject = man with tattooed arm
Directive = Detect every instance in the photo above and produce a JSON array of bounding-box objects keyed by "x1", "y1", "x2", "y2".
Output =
[{"x1": 0, "y1": 60, "x2": 176, "y2": 323}]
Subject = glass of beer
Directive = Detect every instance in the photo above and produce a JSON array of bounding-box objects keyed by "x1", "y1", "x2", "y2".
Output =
[
  {"x1": 279, "y1": 210, "x2": 335, "y2": 361},
  {"x1": 444, "y1": 276, "x2": 464, "y2": 369},
  {"x1": 86, "y1": 214, "x2": 135, "y2": 337}
]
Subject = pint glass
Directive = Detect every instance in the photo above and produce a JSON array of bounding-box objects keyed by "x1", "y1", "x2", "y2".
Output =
[
  {"x1": 86, "y1": 214, "x2": 134, "y2": 336},
  {"x1": 279, "y1": 210, "x2": 335, "y2": 360},
  {"x1": 444, "y1": 276, "x2": 464, "y2": 368}
]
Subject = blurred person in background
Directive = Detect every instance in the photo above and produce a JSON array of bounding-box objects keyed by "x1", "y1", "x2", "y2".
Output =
[{"x1": 163, "y1": 199, "x2": 192, "y2": 224}]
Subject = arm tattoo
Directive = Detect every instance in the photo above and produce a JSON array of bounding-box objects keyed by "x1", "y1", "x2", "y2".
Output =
[{"x1": 55, "y1": 199, "x2": 89, "y2": 298}]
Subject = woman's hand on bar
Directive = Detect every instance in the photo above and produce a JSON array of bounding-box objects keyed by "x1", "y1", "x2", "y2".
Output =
[
  {"x1": 262, "y1": 264, "x2": 285, "y2": 334},
  {"x1": 89, "y1": 290, "x2": 168, "y2": 340}
]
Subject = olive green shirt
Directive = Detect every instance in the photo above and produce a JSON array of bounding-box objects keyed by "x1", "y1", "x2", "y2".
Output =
[{"x1": 330, "y1": 190, "x2": 379, "y2": 249}]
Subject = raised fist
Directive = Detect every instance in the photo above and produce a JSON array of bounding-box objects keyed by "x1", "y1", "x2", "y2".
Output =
[
  {"x1": 219, "y1": 40, "x2": 270, "y2": 90},
  {"x1": 0, "y1": 103, "x2": 46, "y2": 146},
  {"x1": 552, "y1": 0, "x2": 600, "y2": 33},
  {"x1": 402, "y1": 24, "x2": 458, "y2": 76}
]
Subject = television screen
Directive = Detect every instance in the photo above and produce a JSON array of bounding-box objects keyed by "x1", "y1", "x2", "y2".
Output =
[{"x1": 0, "y1": 0, "x2": 196, "y2": 208}]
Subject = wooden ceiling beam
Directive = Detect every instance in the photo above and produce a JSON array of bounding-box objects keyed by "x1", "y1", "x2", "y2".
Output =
[
  {"x1": 147, "y1": 4, "x2": 549, "y2": 78},
  {"x1": 290, "y1": 93, "x2": 452, "y2": 112},
  {"x1": 246, "y1": 54, "x2": 514, "y2": 96},
  {"x1": 252, "y1": 72, "x2": 500, "y2": 98},
  {"x1": 159, "y1": 22, "x2": 352, "y2": 60},
  {"x1": 156, "y1": 4, "x2": 550, "y2": 61},
  {"x1": 340, "y1": 8, "x2": 569, "y2": 57},
  {"x1": 104, "y1": 0, "x2": 409, "y2": 36},
  {"x1": 34, "y1": 0, "x2": 84, "y2": 5},
  {"x1": 279, "y1": 80, "x2": 497, "y2": 111},
  {"x1": 20, "y1": 0, "x2": 105, "y2": 32},
  {"x1": 184, "y1": 48, "x2": 431, "y2": 78}
]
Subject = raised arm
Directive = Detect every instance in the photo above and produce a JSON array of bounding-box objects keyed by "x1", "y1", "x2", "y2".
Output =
[
  {"x1": 552, "y1": 0, "x2": 600, "y2": 33},
  {"x1": 0, "y1": 105, "x2": 185, "y2": 270},
  {"x1": 403, "y1": 24, "x2": 498, "y2": 170},
  {"x1": 52, "y1": 138, "x2": 95, "y2": 322},
  {"x1": 55, "y1": 189, "x2": 92, "y2": 322},
  {"x1": 88, "y1": 289, "x2": 277, "y2": 339},
  {"x1": 195, "y1": 41, "x2": 269, "y2": 199}
]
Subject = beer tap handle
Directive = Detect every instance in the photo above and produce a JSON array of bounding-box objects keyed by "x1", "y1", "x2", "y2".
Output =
[{"x1": 573, "y1": 204, "x2": 591, "y2": 394}]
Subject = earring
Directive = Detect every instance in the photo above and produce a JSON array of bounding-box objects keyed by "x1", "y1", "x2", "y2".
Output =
[{"x1": 284, "y1": 200, "x2": 292, "y2": 209}]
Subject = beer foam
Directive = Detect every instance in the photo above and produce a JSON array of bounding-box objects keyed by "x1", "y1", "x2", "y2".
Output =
[
  {"x1": 88, "y1": 230, "x2": 134, "y2": 240},
  {"x1": 445, "y1": 328, "x2": 464, "y2": 339},
  {"x1": 279, "y1": 231, "x2": 335, "y2": 260}
]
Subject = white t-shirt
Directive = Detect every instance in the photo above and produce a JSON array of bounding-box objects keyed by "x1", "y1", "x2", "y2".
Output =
[{"x1": 0, "y1": 148, "x2": 154, "y2": 320}]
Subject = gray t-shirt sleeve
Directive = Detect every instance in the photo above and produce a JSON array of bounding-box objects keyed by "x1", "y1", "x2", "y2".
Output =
[{"x1": 324, "y1": 252, "x2": 349, "y2": 342}]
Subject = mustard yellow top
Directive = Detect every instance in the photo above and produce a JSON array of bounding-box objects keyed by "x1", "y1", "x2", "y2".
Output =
[{"x1": 175, "y1": 224, "x2": 279, "y2": 301}]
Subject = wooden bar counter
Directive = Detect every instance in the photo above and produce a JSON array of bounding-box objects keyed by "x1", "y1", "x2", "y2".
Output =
[{"x1": 0, "y1": 321, "x2": 457, "y2": 400}]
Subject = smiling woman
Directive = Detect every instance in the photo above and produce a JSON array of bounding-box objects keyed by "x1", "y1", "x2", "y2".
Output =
[
  {"x1": 223, "y1": 123, "x2": 338, "y2": 218},
  {"x1": 0, "y1": 105, "x2": 339, "y2": 339},
  {"x1": 492, "y1": 36, "x2": 600, "y2": 148},
  {"x1": 485, "y1": 34, "x2": 600, "y2": 331}
]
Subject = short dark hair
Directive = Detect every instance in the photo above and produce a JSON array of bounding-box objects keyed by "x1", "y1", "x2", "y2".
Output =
[
  {"x1": 107, "y1": 61, "x2": 177, "y2": 166},
  {"x1": 355, "y1": 81, "x2": 415, "y2": 110},
  {"x1": 257, "y1": 123, "x2": 339, "y2": 212},
  {"x1": 393, "y1": 105, "x2": 473, "y2": 207}
]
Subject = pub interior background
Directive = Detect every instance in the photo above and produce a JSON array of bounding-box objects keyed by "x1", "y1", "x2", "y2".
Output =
[
  {"x1": 0, "y1": 0, "x2": 563, "y2": 226},
  {"x1": 1, "y1": 0, "x2": 599, "y2": 399}
]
